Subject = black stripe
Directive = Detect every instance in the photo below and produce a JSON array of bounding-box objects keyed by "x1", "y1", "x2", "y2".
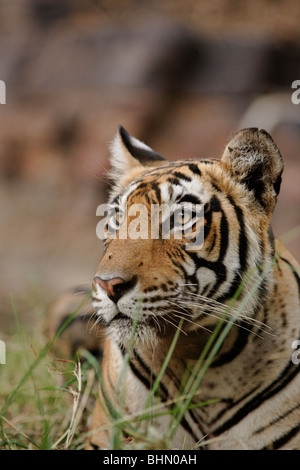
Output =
[
  {"x1": 208, "y1": 384, "x2": 261, "y2": 427},
  {"x1": 209, "y1": 195, "x2": 221, "y2": 212},
  {"x1": 167, "y1": 177, "x2": 180, "y2": 186},
  {"x1": 166, "y1": 250, "x2": 190, "y2": 281},
  {"x1": 180, "y1": 413, "x2": 204, "y2": 443},
  {"x1": 254, "y1": 401, "x2": 300, "y2": 435},
  {"x1": 173, "y1": 171, "x2": 192, "y2": 182},
  {"x1": 188, "y1": 163, "x2": 202, "y2": 176},
  {"x1": 241, "y1": 165, "x2": 266, "y2": 208},
  {"x1": 199, "y1": 196, "x2": 229, "y2": 298},
  {"x1": 230, "y1": 201, "x2": 248, "y2": 271},
  {"x1": 213, "y1": 360, "x2": 300, "y2": 436},
  {"x1": 199, "y1": 160, "x2": 217, "y2": 165},
  {"x1": 118, "y1": 343, "x2": 127, "y2": 356},
  {"x1": 151, "y1": 182, "x2": 161, "y2": 204},
  {"x1": 210, "y1": 323, "x2": 252, "y2": 368},
  {"x1": 262, "y1": 422, "x2": 300, "y2": 450},
  {"x1": 217, "y1": 207, "x2": 229, "y2": 263},
  {"x1": 280, "y1": 257, "x2": 300, "y2": 297},
  {"x1": 129, "y1": 359, "x2": 153, "y2": 391},
  {"x1": 118, "y1": 344, "x2": 153, "y2": 391},
  {"x1": 89, "y1": 442, "x2": 100, "y2": 450},
  {"x1": 216, "y1": 198, "x2": 249, "y2": 305},
  {"x1": 268, "y1": 226, "x2": 275, "y2": 256},
  {"x1": 136, "y1": 182, "x2": 148, "y2": 190},
  {"x1": 134, "y1": 350, "x2": 170, "y2": 401},
  {"x1": 185, "y1": 195, "x2": 228, "y2": 296},
  {"x1": 178, "y1": 194, "x2": 201, "y2": 205},
  {"x1": 203, "y1": 206, "x2": 212, "y2": 241}
]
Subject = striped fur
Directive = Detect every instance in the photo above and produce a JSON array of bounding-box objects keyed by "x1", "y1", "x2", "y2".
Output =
[{"x1": 79, "y1": 127, "x2": 300, "y2": 449}]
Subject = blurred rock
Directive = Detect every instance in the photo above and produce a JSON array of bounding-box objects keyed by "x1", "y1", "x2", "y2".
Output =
[
  {"x1": 189, "y1": 37, "x2": 300, "y2": 94},
  {"x1": 30, "y1": 0, "x2": 72, "y2": 28}
]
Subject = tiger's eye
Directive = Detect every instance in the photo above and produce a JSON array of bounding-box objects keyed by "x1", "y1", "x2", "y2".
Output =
[{"x1": 175, "y1": 210, "x2": 192, "y2": 225}]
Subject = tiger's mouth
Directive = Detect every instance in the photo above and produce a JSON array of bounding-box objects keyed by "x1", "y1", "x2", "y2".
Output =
[
  {"x1": 106, "y1": 309, "x2": 160, "y2": 347},
  {"x1": 108, "y1": 310, "x2": 143, "y2": 329},
  {"x1": 110, "y1": 311, "x2": 129, "y2": 323},
  {"x1": 101, "y1": 310, "x2": 133, "y2": 329},
  {"x1": 110, "y1": 310, "x2": 160, "y2": 329}
]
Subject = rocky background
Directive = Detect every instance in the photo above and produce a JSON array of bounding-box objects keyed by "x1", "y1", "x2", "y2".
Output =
[{"x1": 0, "y1": 0, "x2": 300, "y2": 333}]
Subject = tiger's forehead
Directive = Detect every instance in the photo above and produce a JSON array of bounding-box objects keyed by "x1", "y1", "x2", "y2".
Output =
[
  {"x1": 114, "y1": 160, "x2": 218, "y2": 206},
  {"x1": 138, "y1": 160, "x2": 214, "y2": 181}
]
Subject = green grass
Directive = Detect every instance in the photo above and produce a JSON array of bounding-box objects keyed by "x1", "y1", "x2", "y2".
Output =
[{"x1": 0, "y1": 294, "x2": 98, "y2": 450}]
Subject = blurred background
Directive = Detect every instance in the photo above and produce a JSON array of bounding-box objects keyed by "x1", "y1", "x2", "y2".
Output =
[{"x1": 0, "y1": 0, "x2": 299, "y2": 334}]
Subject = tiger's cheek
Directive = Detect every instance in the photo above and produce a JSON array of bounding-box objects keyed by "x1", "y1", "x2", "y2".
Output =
[{"x1": 136, "y1": 242, "x2": 187, "y2": 294}]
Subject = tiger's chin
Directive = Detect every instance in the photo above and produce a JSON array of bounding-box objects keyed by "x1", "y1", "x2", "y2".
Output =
[{"x1": 105, "y1": 313, "x2": 159, "y2": 349}]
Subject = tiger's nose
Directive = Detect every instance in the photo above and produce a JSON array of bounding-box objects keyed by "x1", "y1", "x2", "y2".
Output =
[{"x1": 94, "y1": 276, "x2": 136, "y2": 303}]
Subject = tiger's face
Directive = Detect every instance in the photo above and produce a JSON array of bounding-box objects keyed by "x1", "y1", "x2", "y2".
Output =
[{"x1": 92, "y1": 127, "x2": 283, "y2": 348}]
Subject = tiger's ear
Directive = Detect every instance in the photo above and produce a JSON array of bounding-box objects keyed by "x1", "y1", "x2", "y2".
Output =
[
  {"x1": 221, "y1": 128, "x2": 284, "y2": 214},
  {"x1": 109, "y1": 126, "x2": 166, "y2": 182}
]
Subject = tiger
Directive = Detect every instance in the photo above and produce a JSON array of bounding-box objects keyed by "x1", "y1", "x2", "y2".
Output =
[{"x1": 48, "y1": 126, "x2": 300, "y2": 450}]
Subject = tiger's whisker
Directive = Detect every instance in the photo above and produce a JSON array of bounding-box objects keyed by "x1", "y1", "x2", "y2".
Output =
[
  {"x1": 167, "y1": 298, "x2": 273, "y2": 338},
  {"x1": 161, "y1": 313, "x2": 188, "y2": 336},
  {"x1": 171, "y1": 312, "x2": 213, "y2": 334},
  {"x1": 175, "y1": 288, "x2": 273, "y2": 331},
  {"x1": 177, "y1": 298, "x2": 273, "y2": 333}
]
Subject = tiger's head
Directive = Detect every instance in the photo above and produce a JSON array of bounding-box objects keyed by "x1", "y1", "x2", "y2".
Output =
[{"x1": 92, "y1": 127, "x2": 284, "y2": 349}]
